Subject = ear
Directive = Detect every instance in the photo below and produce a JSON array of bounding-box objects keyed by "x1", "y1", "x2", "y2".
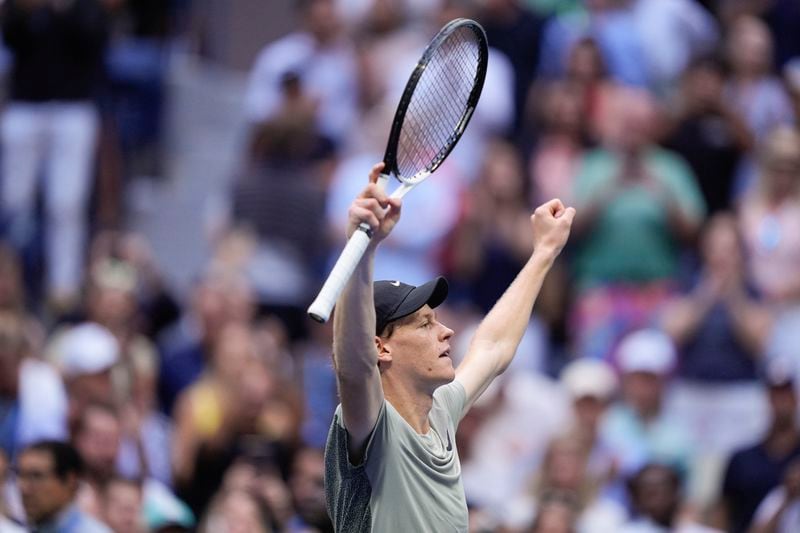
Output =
[{"x1": 375, "y1": 336, "x2": 393, "y2": 368}]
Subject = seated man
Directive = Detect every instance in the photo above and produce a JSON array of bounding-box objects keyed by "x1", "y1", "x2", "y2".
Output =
[{"x1": 16, "y1": 440, "x2": 111, "y2": 532}]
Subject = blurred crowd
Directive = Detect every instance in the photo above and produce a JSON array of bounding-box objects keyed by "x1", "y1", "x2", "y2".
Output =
[{"x1": 0, "y1": 0, "x2": 799, "y2": 531}]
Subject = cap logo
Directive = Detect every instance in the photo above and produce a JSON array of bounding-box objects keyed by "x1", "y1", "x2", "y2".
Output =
[{"x1": 390, "y1": 281, "x2": 400, "y2": 287}]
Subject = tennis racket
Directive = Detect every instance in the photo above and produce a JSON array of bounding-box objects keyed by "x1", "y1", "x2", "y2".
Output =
[{"x1": 308, "y1": 18, "x2": 488, "y2": 323}]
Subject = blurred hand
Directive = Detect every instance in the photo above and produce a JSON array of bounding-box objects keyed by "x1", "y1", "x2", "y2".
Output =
[
  {"x1": 346, "y1": 162, "x2": 402, "y2": 244},
  {"x1": 530, "y1": 199, "x2": 575, "y2": 259}
]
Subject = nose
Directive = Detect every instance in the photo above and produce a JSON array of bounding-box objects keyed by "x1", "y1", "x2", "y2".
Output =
[{"x1": 440, "y1": 323, "x2": 454, "y2": 340}]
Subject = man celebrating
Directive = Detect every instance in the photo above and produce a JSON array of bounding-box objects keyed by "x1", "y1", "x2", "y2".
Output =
[{"x1": 324, "y1": 163, "x2": 575, "y2": 531}]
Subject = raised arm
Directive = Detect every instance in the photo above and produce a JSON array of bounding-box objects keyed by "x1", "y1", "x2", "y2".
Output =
[
  {"x1": 332, "y1": 163, "x2": 402, "y2": 462},
  {"x1": 455, "y1": 199, "x2": 575, "y2": 413}
]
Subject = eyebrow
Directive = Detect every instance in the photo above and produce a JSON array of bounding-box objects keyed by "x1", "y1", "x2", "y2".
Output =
[{"x1": 418, "y1": 310, "x2": 436, "y2": 323}]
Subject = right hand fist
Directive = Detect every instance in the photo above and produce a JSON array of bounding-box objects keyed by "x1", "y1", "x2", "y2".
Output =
[
  {"x1": 531, "y1": 199, "x2": 575, "y2": 260},
  {"x1": 346, "y1": 162, "x2": 402, "y2": 244}
]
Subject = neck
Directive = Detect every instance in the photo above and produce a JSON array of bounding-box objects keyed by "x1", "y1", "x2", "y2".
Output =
[{"x1": 382, "y1": 377, "x2": 435, "y2": 434}]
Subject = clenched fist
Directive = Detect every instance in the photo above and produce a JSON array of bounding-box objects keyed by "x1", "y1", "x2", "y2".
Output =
[{"x1": 530, "y1": 199, "x2": 576, "y2": 260}]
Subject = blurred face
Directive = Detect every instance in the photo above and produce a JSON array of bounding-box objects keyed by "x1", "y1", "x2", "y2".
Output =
[
  {"x1": 305, "y1": 0, "x2": 340, "y2": 44},
  {"x1": 378, "y1": 306, "x2": 455, "y2": 392},
  {"x1": 550, "y1": 88, "x2": 585, "y2": 132},
  {"x1": 290, "y1": 449, "x2": 328, "y2": 527},
  {"x1": 483, "y1": 144, "x2": 524, "y2": 200},
  {"x1": 769, "y1": 384, "x2": 797, "y2": 429},
  {"x1": 216, "y1": 491, "x2": 266, "y2": 533},
  {"x1": 546, "y1": 439, "x2": 586, "y2": 490},
  {"x1": 88, "y1": 286, "x2": 137, "y2": 328},
  {"x1": 18, "y1": 450, "x2": 74, "y2": 525},
  {"x1": 632, "y1": 465, "x2": 679, "y2": 525},
  {"x1": 602, "y1": 89, "x2": 658, "y2": 152},
  {"x1": 683, "y1": 64, "x2": 724, "y2": 111},
  {"x1": 103, "y1": 480, "x2": 142, "y2": 533},
  {"x1": 213, "y1": 324, "x2": 257, "y2": 383},
  {"x1": 701, "y1": 215, "x2": 742, "y2": 274},
  {"x1": 532, "y1": 500, "x2": 576, "y2": 533},
  {"x1": 623, "y1": 372, "x2": 664, "y2": 417},
  {"x1": 573, "y1": 396, "x2": 607, "y2": 432},
  {"x1": 762, "y1": 146, "x2": 800, "y2": 198},
  {"x1": 728, "y1": 17, "x2": 772, "y2": 76},
  {"x1": 75, "y1": 406, "x2": 121, "y2": 481},
  {"x1": 567, "y1": 39, "x2": 604, "y2": 82}
]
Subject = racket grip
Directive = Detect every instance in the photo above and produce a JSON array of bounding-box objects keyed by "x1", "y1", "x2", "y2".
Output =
[{"x1": 307, "y1": 225, "x2": 373, "y2": 323}]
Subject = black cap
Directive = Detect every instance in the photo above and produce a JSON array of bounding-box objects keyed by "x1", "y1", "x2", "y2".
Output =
[{"x1": 374, "y1": 277, "x2": 448, "y2": 335}]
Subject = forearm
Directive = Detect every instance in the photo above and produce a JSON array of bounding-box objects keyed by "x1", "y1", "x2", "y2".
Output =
[
  {"x1": 332, "y1": 248, "x2": 379, "y2": 380},
  {"x1": 469, "y1": 249, "x2": 556, "y2": 374}
]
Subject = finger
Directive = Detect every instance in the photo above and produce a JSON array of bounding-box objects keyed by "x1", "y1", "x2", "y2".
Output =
[
  {"x1": 386, "y1": 197, "x2": 403, "y2": 222},
  {"x1": 350, "y1": 206, "x2": 380, "y2": 230},
  {"x1": 548, "y1": 198, "x2": 566, "y2": 217},
  {"x1": 354, "y1": 198, "x2": 386, "y2": 220},
  {"x1": 359, "y1": 183, "x2": 390, "y2": 206},
  {"x1": 561, "y1": 206, "x2": 576, "y2": 224},
  {"x1": 368, "y1": 162, "x2": 386, "y2": 184}
]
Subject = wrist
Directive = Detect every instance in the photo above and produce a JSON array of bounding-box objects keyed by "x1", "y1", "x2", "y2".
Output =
[{"x1": 531, "y1": 246, "x2": 559, "y2": 266}]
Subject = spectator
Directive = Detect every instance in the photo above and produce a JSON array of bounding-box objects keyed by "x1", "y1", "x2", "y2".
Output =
[
  {"x1": 570, "y1": 87, "x2": 706, "y2": 360},
  {"x1": 16, "y1": 440, "x2": 111, "y2": 532},
  {"x1": 528, "y1": 489, "x2": 580, "y2": 533},
  {"x1": 721, "y1": 358, "x2": 800, "y2": 533},
  {"x1": 72, "y1": 403, "x2": 123, "y2": 517},
  {"x1": 445, "y1": 140, "x2": 536, "y2": 313},
  {"x1": 100, "y1": 476, "x2": 144, "y2": 533},
  {"x1": 243, "y1": 0, "x2": 357, "y2": 149},
  {"x1": 750, "y1": 458, "x2": 800, "y2": 533},
  {"x1": 538, "y1": 0, "x2": 650, "y2": 88},
  {"x1": 0, "y1": 0, "x2": 110, "y2": 313},
  {"x1": 198, "y1": 488, "x2": 270, "y2": 533},
  {"x1": 724, "y1": 15, "x2": 795, "y2": 146},
  {"x1": 621, "y1": 463, "x2": 721, "y2": 533},
  {"x1": 0, "y1": 312, "x2": 67, "y2": 459},
  {"x1": 664, "y1": 57, "x2": 752, "y2": 215},
  {"x1": 47, "y1": 322, "x2": 119, "y2": 432},
  {"x1": 738, "y1": 126, "x2": 800, "y2": 307},
  {"x1": 560, "y1": 359, "x2": 618, "y2": 484},
  {"x1": 661, "y1": 213, "x2": 772, "y2": 507},
  {"x1": 631, "y1": 0, "x2": 719, "y2": 95},
  {"x1": 475, "y1": 0, "x2": 546, "y2": 137},
  {"x1": 0, "y1": 449, "x2": 23, "y2": 532},
  {"x1": 285, "y1": 447, "x2": 332, "y2": 533},
  {"x1": 507, "y1": 432, "x2": 627, "y2": 532},
  {"x1": 158, "y1": 270, "x2": 255, "y2": 414},
  {"x1": 602, "y1": 329, "x2": 694, "y2": 490}
]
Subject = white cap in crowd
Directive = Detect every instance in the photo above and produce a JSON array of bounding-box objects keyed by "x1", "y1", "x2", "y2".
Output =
[
  {"x1": 59, "y1": 322, "x2": 120, "y2": 377},
  {"x1": 560, "y1": 359, "x2": 618, "y2": 401},
  {"x1": 616, "y1": 329, "x2": 676, "y2": 376}
]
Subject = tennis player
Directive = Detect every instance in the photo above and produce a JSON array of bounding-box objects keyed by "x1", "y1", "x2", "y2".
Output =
[{"x1": 324, "y1": 162, "x2": 575, "y2": 531}]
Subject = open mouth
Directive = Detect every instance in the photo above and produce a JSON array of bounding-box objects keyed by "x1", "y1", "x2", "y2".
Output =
[{"x1": 439, "y1": 348, "x2": 451, "y2": 358}]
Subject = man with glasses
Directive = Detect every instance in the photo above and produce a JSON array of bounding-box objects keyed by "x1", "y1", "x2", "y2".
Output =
[{"x1": 16, "y1": 440, "x2": 111, "y2": 532}]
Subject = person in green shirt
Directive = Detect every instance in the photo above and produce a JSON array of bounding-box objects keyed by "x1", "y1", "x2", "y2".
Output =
[{"x1": 570, "y1": 87, "x2": 706, "y2": 360}]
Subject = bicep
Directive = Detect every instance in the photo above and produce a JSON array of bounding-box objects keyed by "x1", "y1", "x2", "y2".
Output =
[{"x1": 337, "y1": 367, "x2": 384, "y2": 462}]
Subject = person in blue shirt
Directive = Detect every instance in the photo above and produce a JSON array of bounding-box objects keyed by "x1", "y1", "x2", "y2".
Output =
[{"x1": 16, "y1": 440, "x2": 111, "y2": 533}]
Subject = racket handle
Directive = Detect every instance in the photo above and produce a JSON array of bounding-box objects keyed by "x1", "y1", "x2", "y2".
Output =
[{"x1": 307, "y1": 225, "x2": 373, "y2": 323}]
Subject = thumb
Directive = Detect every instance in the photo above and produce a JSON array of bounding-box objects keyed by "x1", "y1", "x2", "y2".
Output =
[{"x1": 560, "y1": 206, "x2": 576, "y2": 224}]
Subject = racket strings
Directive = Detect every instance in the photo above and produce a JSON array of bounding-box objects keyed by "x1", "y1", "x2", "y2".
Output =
[{"x1": 397, "y1": 27, "x2": 481, "y2": 180}]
